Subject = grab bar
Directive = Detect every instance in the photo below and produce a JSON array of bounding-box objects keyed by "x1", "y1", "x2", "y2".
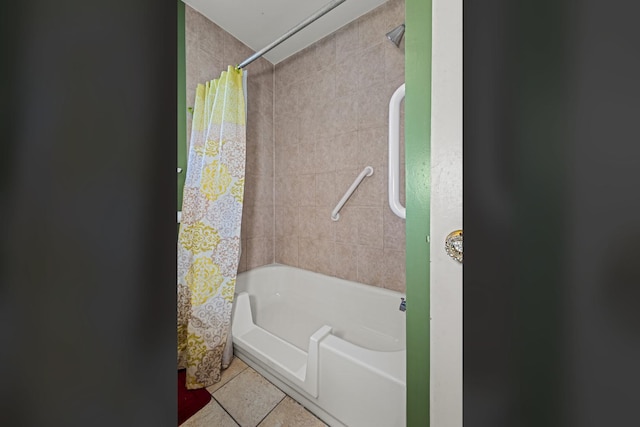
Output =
[
  {"x1": 331, "y1": 166, "x2": 374, "y2": 221},
  {"x1": 389, "y1": 83, "x2": 406, "y2": 219}
]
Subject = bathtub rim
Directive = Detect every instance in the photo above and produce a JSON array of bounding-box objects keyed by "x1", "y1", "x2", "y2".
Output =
[
  {"x1": 235, "y1": 263, "x2": 407, "y2": 353},
  {"x1": 235, "y1": 263, "x2": 407, "y2": 300}
]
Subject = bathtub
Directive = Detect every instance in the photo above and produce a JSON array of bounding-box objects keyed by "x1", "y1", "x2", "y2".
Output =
[{"x1": 232, "y1": 264, "x2": 406, "y2": 427}]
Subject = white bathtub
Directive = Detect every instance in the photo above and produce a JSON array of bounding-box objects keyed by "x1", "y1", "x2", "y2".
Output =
[{"x1": 232, "y1": 264, "x2": 406, "y2": 427}]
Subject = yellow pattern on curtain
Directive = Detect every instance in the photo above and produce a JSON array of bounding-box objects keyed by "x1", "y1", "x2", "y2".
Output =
[{"x1": 178, "y1": 66, "x2": 246, "y2": 389}]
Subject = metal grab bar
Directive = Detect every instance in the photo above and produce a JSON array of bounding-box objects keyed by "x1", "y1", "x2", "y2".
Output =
[
  {"x1": 389, "y1": 83, "x2": 406, "y2": 219},
  {"x1": 331, "y1": 166, "x2": 374, "y2": 221}
]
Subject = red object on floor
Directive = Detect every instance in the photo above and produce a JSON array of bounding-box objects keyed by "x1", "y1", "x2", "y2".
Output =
[{"x1": 178, "y1": 369, "x2": 212, "y2": 425}]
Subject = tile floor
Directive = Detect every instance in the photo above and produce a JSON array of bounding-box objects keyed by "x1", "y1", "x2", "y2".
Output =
[{"x1": 181, "y1": 357, "x2": 328, "y2": 427}]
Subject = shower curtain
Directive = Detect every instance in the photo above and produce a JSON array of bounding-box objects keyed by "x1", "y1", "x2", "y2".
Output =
[{"x1": 178, "y1": 65, "x2": 246, "y2": 389}]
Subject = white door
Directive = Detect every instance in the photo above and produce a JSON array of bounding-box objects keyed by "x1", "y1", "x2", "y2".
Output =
[{"x1": 430, "y1": 0, "x2": 462, "y2": 426}]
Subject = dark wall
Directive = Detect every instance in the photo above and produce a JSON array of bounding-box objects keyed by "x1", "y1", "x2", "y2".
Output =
[{"x1": 464, "y1": 0, "x2": 640, "y2": 426}]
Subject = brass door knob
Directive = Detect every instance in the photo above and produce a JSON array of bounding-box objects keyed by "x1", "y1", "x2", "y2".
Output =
[{"x1": 445, "y1": 230, "x2": 463, "y2": 263}]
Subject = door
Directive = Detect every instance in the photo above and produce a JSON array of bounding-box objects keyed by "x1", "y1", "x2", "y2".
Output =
[
  {"x1": 430, "y1": 0, "x2": 462, "y2": 426},
  {"x1": 405, "y1": 0, "x2": 462, "y2": 426}
]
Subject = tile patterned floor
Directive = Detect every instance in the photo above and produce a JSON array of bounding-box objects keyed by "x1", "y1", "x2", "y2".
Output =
[{"x1": 181, "y1": 357, "x2": 328, "y2": 427}]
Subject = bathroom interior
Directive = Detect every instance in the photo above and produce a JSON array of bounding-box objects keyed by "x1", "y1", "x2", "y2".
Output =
[{"x1": 177, "y1": 0, "x2": 460, "y2": 426}]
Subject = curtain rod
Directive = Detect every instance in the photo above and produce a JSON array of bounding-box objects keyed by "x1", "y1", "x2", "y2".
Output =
[{"x1": 237, "y1": 0, "x2": 347, "y2": 69}]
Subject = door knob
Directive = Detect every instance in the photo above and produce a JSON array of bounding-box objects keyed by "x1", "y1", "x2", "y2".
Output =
[{"x1": 445, "y1": 230, "x2": 463, "y2": 263}]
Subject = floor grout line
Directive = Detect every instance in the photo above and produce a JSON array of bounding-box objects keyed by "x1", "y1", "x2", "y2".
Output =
[
  {"x1": 207, "y1": 364, "x2": 249, "y2": 397},
  {"x1": 211, "y1": 356, "x2": 325, "y2": 427},
  {"x1": 254, "y1": 394, "x2": 287, "y2": 427},
  {"x1": 211, "y1": 394, "x2": 241, "y2": 427}
]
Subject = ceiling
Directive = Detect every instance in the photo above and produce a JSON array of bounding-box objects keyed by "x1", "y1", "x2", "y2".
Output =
[{"x1": 182, "y1": 0, "x2": 388, "y2": 64}]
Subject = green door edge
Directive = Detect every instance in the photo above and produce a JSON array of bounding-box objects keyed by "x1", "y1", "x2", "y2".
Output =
[
  {"x1": 177, "y1": 0, "x2": 187, "y2": 212},
  {"x1": 405, "y1": 0, "x2": 432, "y2": 425},
  {"x1": 176, "y1": 0, "x2": 432, "y2": 424}
]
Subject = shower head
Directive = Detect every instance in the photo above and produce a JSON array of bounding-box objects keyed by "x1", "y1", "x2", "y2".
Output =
[{"x1": 386, "y1": 23, "x2": 405, "y2": 47}]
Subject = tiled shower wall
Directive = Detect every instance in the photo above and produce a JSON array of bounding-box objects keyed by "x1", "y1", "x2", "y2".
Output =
[
  {"x1": 185, "y1": 6, "x2": 275, "y2": 272},
  {"x1": 273, "y1": 0, "x2": 406, "y2": 292},
  {"x1": 185, "y1": 0, "x2": 406, "y2": 292}
]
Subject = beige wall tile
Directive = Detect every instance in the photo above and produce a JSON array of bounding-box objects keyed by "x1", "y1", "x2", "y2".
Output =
[
  {"x1": 298, "y1": 206, "x2": 316, "y2": 240},
  {"x1": 335, "y1": 55, "x2": 360, "y2": 98},
  {"x1": 358, "y1": 4, "x2": 389, "y2": 51},
  {"x1": 186, "y1": 7, "x2": 224, "y2": 56},
  {"x1": 333, "y1": 243, "x2": 358, "y2": 282},
  {"x1": 256, "y1": 136, "x2": 274, "y2": 177},
  {"x1": 385, "y1": 73, "x2": 406, "y2": 103},
  {"x1": 312, "y1": 238, "x2": 334, "y2": 273},
  {"x1": 223, "y1": 32, "x2": 253, "y2": 67},
  {"x1": 250, "y1": 66, "x2": 275, "y2": 93},
  {"x1": 246, "y1": 133, "x2": 273, "y2": 177},
  {"x1": 315, "y1": 172, "x2": 336, "y2": 206},
  {"x1": 275, "y1": 236, "x2": 298, "y2": 267},
  {"x1": 274, "y1": 113, "x2": 299, "y2": 147},
  {"x1": 297, "y1": 238, "x2": 315, "y2": 271},
  {"x1": 314, "y1": 34, "x2": 336, "y2": 72},
  {"x1": 334, "y1": 206, "x2": 359, "y2": 244},
  {"x1": 386, "y1": 0, "x2": 406, "y2": 26},
  {"x1": 314, "y1": 136, "x2": 336, "y2": 173},
  {"x1": 302, "y1": 71, "x2": 336, "y2": 110},
  {"x1": 295, "y1": 174, "x2": 316, "y2": 207},
  {"x1": 253, "y1": 174, "x2": 274, "y2": 207},
  {"x1": 247, "y1": 81, "x2": 272, "y2": 120},
  {"x1": 311, "y1": 207, "x2": 336, "y2": 241},
  {"x1": 275, "y1": 81, "x2": 300, "y2": 120},
  {"x1": 335, "y1": 20, "x2": 359, "y2": 61},
  {"x1": 384, "y1": 39, "x2": 405, "y2": 81},
  {"x1": 299, "y1": 239, "x2": 334, "y2": 275},
  {"x1": 246, "y1": 237, "x2": 270, "y2": 270},
  {"x1": 355, "y1": 206, "x2": 384, "y2": 249},
  {"x1": 297, "y1": 141, "x2": 316, "y2": 174},
  {"x1": 329, "y1": 95, "x2": 358, "y2": 135},
  {"x1": 275, "y1": 143, "x2": 299, "y2": 176},
  {"x1": 333, "y1": 132, "x2": 360, "y2": 171},
  {"x1": 255, "y1": 111, "x2": 274, "y2": 143},
  {"x1": 258, "y1": 206, "x2": 274, "y2": 239},
  {"x1": 265, "y1": 237, "x2": 274, "y2": 265},
  {"x1": 299, "y1": 99, "x2": 325, "y2": 137},
  {"x1": 357, "y1": 246, "x2": 385, "y2": 287},
  {"x1": 197, "y1": 49, "x2": 224, "y2": 83},
  {"x1": 383, "y1": 204, "x2": 406, "y2": 251},
  {"x1": 356, "y1": 43, "x2": 386, "y2": 90},
  {"x1": 357, "y1": 86, "x2": 387, "y2": 129},
  {"x1": 275, "y1": 175, "x2": 296, "y2": 207},
  {"x1": 275, "y1": 56, "x2": 298, "y2": 93},
  {"x1": 275, "y1": 206, "x2": 299, "y2": 238},
  {"x1": 358, "y1": 126, "x2": 387, "y2": 167},
  {"x1": 200, "y1": 23, "x2": 225, "y2": 59},
  {"x1": 383, "y1": 249, "x2": 406, "y2": 293}
]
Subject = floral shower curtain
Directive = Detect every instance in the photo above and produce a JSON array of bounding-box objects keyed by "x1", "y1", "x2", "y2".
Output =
[{"x1": 178, "y1": 65, "x2": 246, "y2": 389}]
